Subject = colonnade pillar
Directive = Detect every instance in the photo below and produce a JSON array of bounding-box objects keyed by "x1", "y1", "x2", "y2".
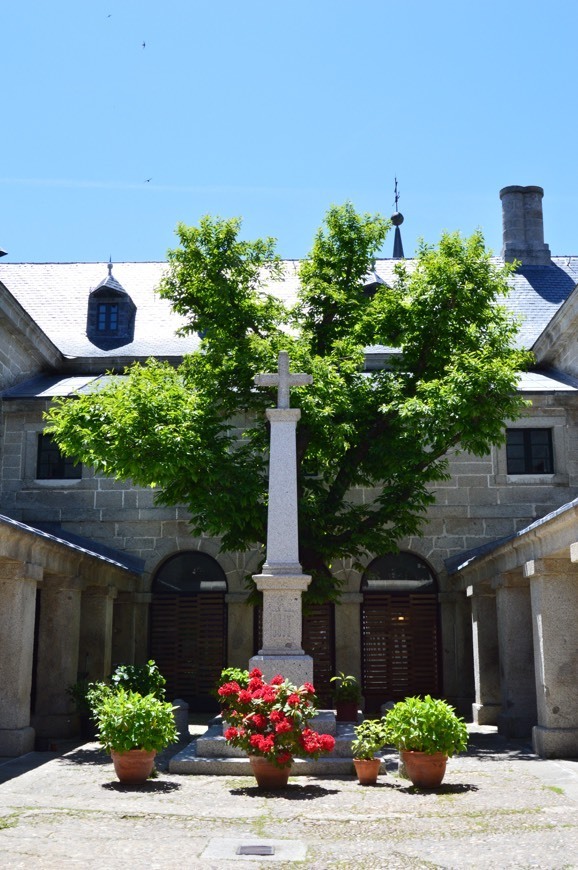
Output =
[
  {"x1": 495, "y1": 571, "x2": 537, "y2": 737},
  {"x1": 32, "y1": 575, "x2": 83, "y2": 739},
  {"x1": 468, "y1": 585, "x2": 501, "y2": 725},
  {"x1": 0, "y1": 560, "x2": 42, "y2": 755},
  {"x1": 526, "y1": 557, "x2": 578, "y2": 758},
  {"x1": 79, "y1": 585, "x2": 118, "y2": 681}
]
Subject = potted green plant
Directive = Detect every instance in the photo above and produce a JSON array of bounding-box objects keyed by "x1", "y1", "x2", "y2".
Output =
[
  {"x1": 90, "y1": 686, "x2": 178, "y2": 784},
  {"x1": 350, "y1": 717, "x2": 389, "y2": 785},
  {"x1": 330, "y1": 672, "x2": 362, "y2": 722},
  {"x1": 384, "y1": 695, "x2": 468, "y2": 788},
  {"x1": 220, "y1": 667, "x2": 335, "y2": 788}
]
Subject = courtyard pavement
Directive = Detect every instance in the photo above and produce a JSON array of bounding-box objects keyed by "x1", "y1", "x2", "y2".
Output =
[{"x1": 0, "y1": 725, "x2": 577, "y2": 869}]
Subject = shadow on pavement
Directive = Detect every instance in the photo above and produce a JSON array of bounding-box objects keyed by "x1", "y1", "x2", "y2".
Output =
[{"x1": 230, "y1": 783, "x2": 341, "y2": 800}]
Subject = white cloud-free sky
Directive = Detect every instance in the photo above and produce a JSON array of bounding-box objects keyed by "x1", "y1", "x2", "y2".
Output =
[{"x1": 2, "y1": 0, "x2": 577, "y2": 262}]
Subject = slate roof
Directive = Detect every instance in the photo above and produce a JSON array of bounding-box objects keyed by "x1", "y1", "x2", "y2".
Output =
[
  {"x1": 0, "y1": 262, "x2": 198, "y2": 359},
  {"x1": 0, "y1": 513, "x2": 144, "y2": 574},
  {"x1": 1, "y1": 257, "x2": 577, "y2": 361},
  {"x1": 445, "y1": 494, "x2": 578, "y2": 576}
]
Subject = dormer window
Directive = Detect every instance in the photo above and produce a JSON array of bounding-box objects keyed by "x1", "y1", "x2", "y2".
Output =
[
  {"x1": 97, "y1": 301, "x2": 119, "y2": 334},
  {"x1": 87, "y1": 261, "x2": 136, "y2": 348}
]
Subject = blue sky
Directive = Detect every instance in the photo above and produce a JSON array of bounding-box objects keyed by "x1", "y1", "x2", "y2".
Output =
[{"x1": 2, "y1": 0, "x2": 577, "y2": 263}]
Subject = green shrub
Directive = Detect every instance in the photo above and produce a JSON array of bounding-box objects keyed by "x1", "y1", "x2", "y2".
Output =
[
  {"x1": 92, "y1": 687, "x2": 178, "y2": 754},
  {"x1": 351, "y1": 718, "x2": 389, "y2": 760},
  {"x1": 110, "y1": 660, "x2": 166, "y2": 699},
  {"x1": 330, "y1": 672, "x2": 361, "y2": 702},
  {"x1": 384, "y1": 695, "x2": 468, "y2": 757}
]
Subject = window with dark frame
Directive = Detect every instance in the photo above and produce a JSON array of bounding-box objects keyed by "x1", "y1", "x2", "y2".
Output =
[
  {"x1": 97, "y1": 301, "x2": 119, "y2": 334},
  {"x1": 36, "y1": 434, "x2": 82, "y2": 480},
  {"x1": 506, "y1": 428, "x2": 554, "y2": 475}
]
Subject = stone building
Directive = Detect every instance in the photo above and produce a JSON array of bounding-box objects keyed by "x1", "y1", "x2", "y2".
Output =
[{"x1": 1, "y1": 185, "x2": 577, "y2": 758}]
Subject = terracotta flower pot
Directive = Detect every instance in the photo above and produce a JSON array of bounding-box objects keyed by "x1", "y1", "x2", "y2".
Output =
[
  {"x1": 353, "y1": 757, "x2": 381, "y2": 785},
  {"x1": 335, "y1": 701, "x2": 359, "y2": 722},
  {"x1": 400, "y1": 750, "x2": 447, "y2": 789},
  {"x1": 249, "y1": 756, "x2": 290, "y2": 789},
  {"x1": 111, "y1": 749, "x2": 157, "y2": 784}
]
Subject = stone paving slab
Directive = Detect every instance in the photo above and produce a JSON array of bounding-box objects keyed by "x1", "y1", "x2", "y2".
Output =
[{"x1": 0, "y1": 729, "x2": 576, "y2": 868}]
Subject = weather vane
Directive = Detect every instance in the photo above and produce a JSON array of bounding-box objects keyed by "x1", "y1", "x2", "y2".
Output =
[{"x1": 394, "y1": 177, "x2": 400, "y2": 211}]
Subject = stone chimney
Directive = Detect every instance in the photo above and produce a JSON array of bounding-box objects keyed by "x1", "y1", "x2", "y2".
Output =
[{"x1": 499, "y1": 185, "x2": 551, "y2": 265}]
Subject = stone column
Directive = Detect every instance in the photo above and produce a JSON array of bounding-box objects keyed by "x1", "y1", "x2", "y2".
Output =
[
  {"x1": 0, "y1": 560, "x2": 42, "y2": 755},
  {"x1": 335, "y1": 592, "x2": 362, "y2": 682},
  {"x1": 495, "y1": 571, "x2": 537, "y2": 737},
  {"x1": 32, "y1": 574, "x2": 82, "y2": 739},
  {"x1": 226, "y1": 591, "x2": 254, "y2": 666},
  {"x1": 78, "y1": 585, "x2": 118, "y2": 681},
  {"x1": 468, "y1": 585, "x2": 501, "y2": 725},
  {"x1": 250, "y1": 409, "x2": 313, "y2": 684},
  {"x1": 526, "y1": 557, "x2": 578, "y2": 758},
  {"x1": 250, "y1": 353, "x2": 314, "y2": 686},
  {"x1": 111, "y1": 591, "x2": 152, "y2": 667}
]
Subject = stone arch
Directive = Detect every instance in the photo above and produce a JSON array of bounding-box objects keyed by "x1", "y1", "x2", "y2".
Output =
[{"x1": 360, "y1": 552, "x2": 441, "y2": 713}]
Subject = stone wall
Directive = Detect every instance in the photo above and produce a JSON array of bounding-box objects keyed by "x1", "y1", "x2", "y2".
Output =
[{"x1": 2, "y1": 388, "x2": 578, "y2": 712}]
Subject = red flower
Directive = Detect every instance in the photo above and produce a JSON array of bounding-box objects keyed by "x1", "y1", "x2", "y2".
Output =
[
  {"x1": 271, "y1": 674, "x2": 285, "y2": 685},
  {"x1": 275, "y1": 719, "x2": 292, "y2": 734},
  {"x1": 249, "y1": 668, "x2": 263, "y2": 679},
  {"x1": 287, "y1": 693, "x2": 301, "y2": 707},
  {"x1": 276, "y1": 751, "x2": 292, "y2": 766},
  {"x1": 251, "y1": 713, "x2": 267, "y2": 730},
  {"x1": 320, "y1": 734, "x2": 335, "y2": 751},
  {"x1": 269, "y1": 709, "x2": 285, "y2": 723},
  {"x1": 218, "y1": 681, "x2": 240, "y2": 697},
  {"x1": 261, "y1": 686, "x2": 277, "y2": 703},
  {"x1": 224, "y1": 727, "x2": 239, "y2": 740},
  {"x1": 237, "y1": 689, "x2": 253, "y2": 704},
  {"x1": 303, "y1": 682, "x2": 315, "y2": 695}
]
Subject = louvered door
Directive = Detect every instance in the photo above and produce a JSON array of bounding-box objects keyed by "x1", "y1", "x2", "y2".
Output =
[
  {"x1": 150, "y1": 592, "x2": 227, "y2": 711},
  {"x1": 361, "y1": 592, "x2": 440, "y2": 713}
]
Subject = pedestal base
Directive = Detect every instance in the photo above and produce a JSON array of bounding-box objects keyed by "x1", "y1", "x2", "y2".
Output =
[
  {"x1": 0, "y1": 726, "x2": 35, "y2": 756},
  {"x1": 472, "y1": 702, "x2": 501, "y2": 726},
  {"x1": 249, "y1": 654, "x2": 313, "y2": 686},
  {"x1": 532, "y1": 725, "x2": 578, "y2": 759}
]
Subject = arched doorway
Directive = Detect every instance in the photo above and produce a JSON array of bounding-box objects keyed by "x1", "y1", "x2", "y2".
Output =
[
  {"x1": 149, "y1": 551, "x2": 227, "y2": 712},
  {"x1": 361, "y1": 553, "x2": 441, "y2": 713}
]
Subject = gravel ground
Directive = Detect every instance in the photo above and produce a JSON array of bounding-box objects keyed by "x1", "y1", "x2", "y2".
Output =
[{"x1": 0, "y1": 727, "x2": 576, "y2": 869}]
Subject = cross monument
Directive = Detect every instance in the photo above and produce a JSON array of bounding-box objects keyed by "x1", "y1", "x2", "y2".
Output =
[{"x1": 249, "y1": 351, "x2": 314, "y2": 684}]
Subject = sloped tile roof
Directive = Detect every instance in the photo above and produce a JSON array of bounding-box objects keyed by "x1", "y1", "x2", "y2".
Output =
[{"x1": 1, "y1": 257, "x2": 577, "y2": 360}]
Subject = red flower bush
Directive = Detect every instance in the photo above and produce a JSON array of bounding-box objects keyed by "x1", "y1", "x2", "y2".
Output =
[{"x1": 218, "y1": 667, "x2": 335, "y2": 768}]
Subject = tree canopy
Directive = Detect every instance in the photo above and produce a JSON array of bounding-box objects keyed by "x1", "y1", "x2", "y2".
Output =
[{"x1": 45, "y1": 204, "x2": 531, "y2": 602}]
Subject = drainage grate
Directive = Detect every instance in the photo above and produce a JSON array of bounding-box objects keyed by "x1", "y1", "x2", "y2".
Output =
[{"x1": 236, "y1": 845, "x2": 276, "y2": 856}]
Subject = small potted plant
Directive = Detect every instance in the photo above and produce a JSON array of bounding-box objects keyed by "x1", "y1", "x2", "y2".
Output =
[
  {"x1": 90, "y1": 686, "x2": 178, "y2": 784},
  {"x1": 384, "y1": 695, "x2": 468, "y2": 788},
  {"x1": 330, "y1": 672, "x2": 362, "y2": 722},
  {"x1": 350, "y1": 717, "x2": 389, "y2": 785},
  {"x1": 220, "y1": 667, "x2": 336, "y2": 789}
]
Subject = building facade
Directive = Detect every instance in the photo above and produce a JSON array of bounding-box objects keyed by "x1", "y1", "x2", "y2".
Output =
[{"x1": 1, "y1": 186, "x2": 577, "y2": 757}]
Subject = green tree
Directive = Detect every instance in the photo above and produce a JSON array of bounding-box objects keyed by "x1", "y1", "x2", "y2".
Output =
[{"x1": 45, "y1": 204, "x2": 530, "y2": 602}]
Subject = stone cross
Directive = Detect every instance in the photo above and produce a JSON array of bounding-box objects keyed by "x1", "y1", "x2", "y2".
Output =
[
  {"x1": 249, "y1": 351, "x2": 314, "y2": 685},
  {"x1": 254, "y1": 351, "x2": 313, "y2": 409}
]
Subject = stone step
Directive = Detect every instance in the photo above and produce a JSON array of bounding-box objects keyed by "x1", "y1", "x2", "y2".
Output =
[
  {"x1": 169, "y1": 716, "x2": 394, "y2": 776},
  {"x1": 196, "y1": 716, "x2": 360, "y2": 759},
  {"x1": 169, "y1": 740, "x2": 392, "y2": 777}
]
